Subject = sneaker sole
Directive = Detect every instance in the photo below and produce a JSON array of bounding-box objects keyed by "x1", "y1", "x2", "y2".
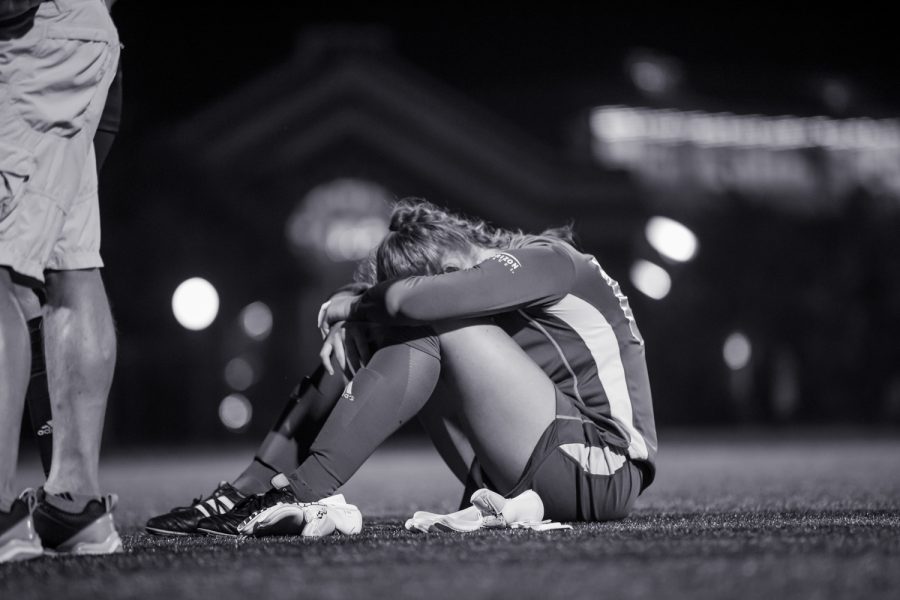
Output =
[
  {"x1": 196, "y1": 527, "x2": 240, "y2": 538},
  {"x1": 42, "y1": 513, "x2": 124, "y2": 555},
  {"x1": 0, "y1": 537, "x2": 44, "y2": 563},
  {"x1": 45, "y1": 531, "x2": 123, "y2": 556},
  {"x1": 145, "y1": 526, "x2": 194, "y2": 537}
]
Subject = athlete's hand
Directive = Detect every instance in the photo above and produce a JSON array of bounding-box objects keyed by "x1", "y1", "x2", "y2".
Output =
[
  {"x1": 319, "y1": 321, "x2": 349, "y2": 377},
  {"x1": 317, "y1": 293, "x2": 360, "y2": 337},
  {"x1": 319, "y1": 321, "x2": 370, "y2": 379}
]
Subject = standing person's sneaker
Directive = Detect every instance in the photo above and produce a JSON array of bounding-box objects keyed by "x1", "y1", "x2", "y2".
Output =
[
  {"x1": 0, "y1": 489, "x2": 43, "y2": 563},
  {"x1": 33, "y1": 489, "x2": 123, "y2": 555},
  {"x1": 145, "y1": 482, "x2": 246, "y2": 536}
]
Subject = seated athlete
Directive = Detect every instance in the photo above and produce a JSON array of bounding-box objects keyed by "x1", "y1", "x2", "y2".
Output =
[{"x1": 147, "y1": 198, "x2": 657, "y2": 535}]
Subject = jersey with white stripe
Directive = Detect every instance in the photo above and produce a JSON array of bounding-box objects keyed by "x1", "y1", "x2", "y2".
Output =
[{"x1": 352, "y1": 242, "x2": 658, "y2": 484}]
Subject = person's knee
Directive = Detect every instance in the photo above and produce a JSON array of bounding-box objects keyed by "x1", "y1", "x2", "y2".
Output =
[
  {"x1": 44, "y1": 269, "x2": 116, "y2": 363},
  {"x1": 433, "y1": 317, "x2": 494, "y2": 336},
  {"x1": 44, "y1": 269, "x2": 104, "y2": 308}
]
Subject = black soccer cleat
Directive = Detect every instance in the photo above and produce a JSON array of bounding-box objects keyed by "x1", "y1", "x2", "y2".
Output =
[
  {"x1": 32, "y1": 489, "x2": 123, "y2": 555},
  {"x1": 196, "y1": 486, "x2": 296, "y2": 537},
  {"x1": 145, "y1": 482, "x2": 246, "y2": 536}
]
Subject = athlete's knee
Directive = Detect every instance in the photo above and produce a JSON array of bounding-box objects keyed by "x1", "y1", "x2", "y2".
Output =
[{"x1": 432, "y1": 317, "x2": 494, "y2": 336}]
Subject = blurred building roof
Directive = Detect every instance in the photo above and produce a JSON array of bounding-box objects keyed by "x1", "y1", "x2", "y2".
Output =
[{"x1": 165, "y1": 26, "x2": 642, "y2": 258}]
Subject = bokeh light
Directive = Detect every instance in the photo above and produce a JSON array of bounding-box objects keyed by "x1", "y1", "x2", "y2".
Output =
[
  {"x1": 323, "y1": 217, "x2": 388, "y2": 262},
  {"x1": 219, "y1": 394, "x2": 252, "y2": 431},
  {"x1": 285, "y1": 178, "x2": 390, "y2": 262},
  {"x1": 172, "y1": 278, "x2": 219, "y2": 331},
  {"x1": 240, "y1": 301, "x2": 273, "y2": 340},
  {"x1": 723, "y1": 332, "x2": 752, "y2": 370},
  {"x1": 224, "y1": 357, "x2": 255, "y2": 391},
  {"x1": 645, "y1": 216, "x2": 698, "y2": 262},
  {"x1": 630, "y1": 260, "x2": 672, "y2": 300}
]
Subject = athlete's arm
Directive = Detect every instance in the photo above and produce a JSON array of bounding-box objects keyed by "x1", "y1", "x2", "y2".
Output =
[{"x1": 343, "y1": 244, "x2": 578, "y2": 326}]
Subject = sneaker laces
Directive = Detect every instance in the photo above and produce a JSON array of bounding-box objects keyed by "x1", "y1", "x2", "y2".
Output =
[
  {"x1": 172, "y1": 481, "x2": 231, "y2": 511},
  {"x1": 237, "y1": 488, "x2": 297, "y2": 529}
]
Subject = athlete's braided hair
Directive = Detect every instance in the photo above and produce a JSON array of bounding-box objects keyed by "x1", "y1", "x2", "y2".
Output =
[{"x1": 359, "y1": 198, "x2": 575, "y2": 283}]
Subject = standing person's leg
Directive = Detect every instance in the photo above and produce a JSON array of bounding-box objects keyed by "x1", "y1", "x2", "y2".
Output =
[
  {"x1": 41, "y1": 268, "x2": 115, "y2": 498},
  {"x1": 1, "y1": 0, "x2": 121, "y2": 559},
  {"x1": 22, "y1": 58, "x2": 124, "y2": 479},
  {"x1": 13, "y1": 277, "x2": 54, "y2": 477},
  {"x1": 0, "y1": 270, "x2": 31, "y2": 505}
]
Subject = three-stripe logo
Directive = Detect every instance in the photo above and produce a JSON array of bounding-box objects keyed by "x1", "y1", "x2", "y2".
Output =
[{"x1": 195, "y1": 496, "x2": 235, "y2": 518}]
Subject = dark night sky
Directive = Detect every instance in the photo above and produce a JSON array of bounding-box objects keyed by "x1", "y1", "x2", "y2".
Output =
[{"x1": 111, "y1": 6, "x2": 899, "y2": 147}]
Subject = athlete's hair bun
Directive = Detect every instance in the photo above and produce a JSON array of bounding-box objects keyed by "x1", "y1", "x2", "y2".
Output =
[{"x1": 389, "y1": 198, "x2": 444, "y2": 232}]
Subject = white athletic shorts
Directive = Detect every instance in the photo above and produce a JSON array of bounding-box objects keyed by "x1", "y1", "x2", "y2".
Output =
[{"x1": 0, "y1": 0, "x2": 119, "y2": 283}]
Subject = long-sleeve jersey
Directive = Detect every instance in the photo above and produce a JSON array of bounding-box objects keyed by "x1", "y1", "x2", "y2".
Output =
[{"x1": 350, "y1": 241, "x2": 658, "y2": 484}]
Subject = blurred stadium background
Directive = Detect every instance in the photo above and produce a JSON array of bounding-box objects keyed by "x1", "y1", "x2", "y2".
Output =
[{"x1": 37, "y1": 7, "x2": 900, "y2": 450}]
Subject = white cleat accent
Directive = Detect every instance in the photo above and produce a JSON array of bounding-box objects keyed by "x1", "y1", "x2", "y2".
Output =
[
  {"x1": 404, "y1": 505, "x2": 483, "y2": 533},
  {"x1": 238, "y1": 494, "x2": 363, "y2": 538},
  {"x1": 470, "y1": 488, "x2": 545, "y2": 528},
  {"x1": 405, "y1": 489, "x2": 547, "y2": 533}
]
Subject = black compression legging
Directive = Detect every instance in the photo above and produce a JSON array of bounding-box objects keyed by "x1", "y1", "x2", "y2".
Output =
[{"x1": 287, "y1": 340, "x2": 441, "y2": 501}]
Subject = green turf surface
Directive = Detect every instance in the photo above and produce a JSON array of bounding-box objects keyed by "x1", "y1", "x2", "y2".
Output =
[{"x1": 3, "y1": 431, "x2": 899, "y2": 599}]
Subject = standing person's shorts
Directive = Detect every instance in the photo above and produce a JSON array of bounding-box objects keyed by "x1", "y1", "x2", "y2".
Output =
[
  {"x1": 505, "y1": 389, "x2": 648, "y2": 522},
  {"x1": 0, "y1": 0, "x2": 120, "y2": 284}
]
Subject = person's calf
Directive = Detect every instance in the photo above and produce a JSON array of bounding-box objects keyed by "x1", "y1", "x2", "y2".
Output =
[{"x1": 42, "y1": 269, "x2": 116, "y2": 497}]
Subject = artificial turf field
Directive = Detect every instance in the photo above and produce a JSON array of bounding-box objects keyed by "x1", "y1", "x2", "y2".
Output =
[{"x1": 2, "y1": 431, "x2": 899, "y2": 600}]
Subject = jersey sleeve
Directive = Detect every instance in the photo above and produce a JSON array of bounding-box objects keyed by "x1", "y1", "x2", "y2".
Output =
[{"x1": 350, "y1": 244, "x2": 578, "y2": 325}]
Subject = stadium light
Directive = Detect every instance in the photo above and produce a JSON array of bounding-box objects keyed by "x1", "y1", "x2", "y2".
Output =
[
  {"x1": 172, "y1": 277, "x2": 219, "y2": 331},
  {"x1": 240, "y1": 301, "x2": 273, "y2": 341},
  {"x1": 224, "y1": 357, "x2": 254, "y2": 391},
  {"x1": 219, "y1": 393, "x2": 252, "y2": 431},
  {"x1": 629, "y1": 260, "x2": 671, "y2": 300},
  {"x1": 723, "y1": 332, "x2": 752, "y2": 370},
  {"x1": 645, "y1": 216, "x2": 698, "y2": 262}
]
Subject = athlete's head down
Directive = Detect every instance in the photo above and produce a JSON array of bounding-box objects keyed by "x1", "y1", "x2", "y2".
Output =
[{"x1": 362, "y1": 199, "x2": 575, "y2": 283}]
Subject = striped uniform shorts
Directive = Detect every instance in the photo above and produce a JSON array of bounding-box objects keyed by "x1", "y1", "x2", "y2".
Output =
[
  {"x1": 505, "y1": 388, "x2": 646, "y2": 522},
  {"x1": 0, "y1": 0, "x2": 119, "y2": 283}
]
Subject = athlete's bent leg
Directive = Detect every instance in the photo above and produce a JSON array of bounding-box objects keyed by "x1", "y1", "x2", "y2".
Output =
[
  {"x1": 287, "y1": 340, "x2": 441, "y2": 501},
  {"x1": 42, "y1": 269, "x2": 115, "y2": 498},
  {"x1": 232, "y1": 366, "x2": 345, "y2": 494},
  {"x1": 286, "y1": 319, "x2": 557, "y2": 501},
  {"x1": 417, "y1": 385, "x2": 476, "y2": 485},
  {"x1": 433, "y1": 319, "x2": 556, "y2": 494}
]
